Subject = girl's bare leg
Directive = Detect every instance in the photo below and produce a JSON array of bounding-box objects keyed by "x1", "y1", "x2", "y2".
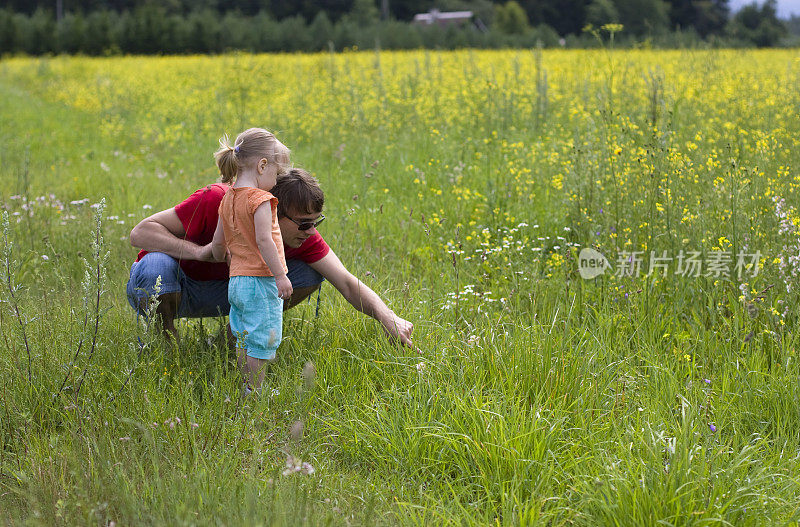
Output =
[
  {"x1": 246, "y1": 356, "x2": 271, "y2": 389},
  {"x1": 239, "y1": 351, "x2": 271, "y2": 393}
]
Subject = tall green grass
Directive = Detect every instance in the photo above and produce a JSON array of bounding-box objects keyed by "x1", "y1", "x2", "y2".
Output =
[{"x1": 1, "y1": 49, "x2": 800, "y2": 525}]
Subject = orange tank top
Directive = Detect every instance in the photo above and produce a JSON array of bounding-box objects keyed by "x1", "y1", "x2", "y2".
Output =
[{"x1": 218, "y1": 187, "x2": 287, "y2": 277}]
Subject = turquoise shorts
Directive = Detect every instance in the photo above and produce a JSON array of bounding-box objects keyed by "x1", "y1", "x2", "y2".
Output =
[{"x1": 228, "y1": 275, "x2": 284, "y2": 360}]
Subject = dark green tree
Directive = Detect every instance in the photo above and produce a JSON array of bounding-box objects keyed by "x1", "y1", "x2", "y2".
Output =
[
  {"x1": 219, "y1": 10, "x2": 257, "y2": 51},
  {"x1": 727, "y1": 0, "x2": 786, "y2": 46},
  {"x1": 585, "y1": 0, "x2": 619, "y2": 26},
  {"x1": 517, "y1": 0, "x2": 589, "y2": 35},
  {"x1": 614, "y1": 0, "x2": 670, "y2": 35},
  {"x1": 251, "y1": 11, "x2": 283, "y2": 52},
  {"x1": 299, "y1": 0, "x2": 351, "y2": 22},
  {"x1": 186, "y1": 8, "x2": 221, "y2": 53},
  {"x1": 378, "y1": 19, "x2": 424, "y2": 48},
  {"x1": 117, "y1": 4, "x2": 172, "y2": 53},
  {"x1": 19, "y1": 8, "x2": 56, "y2": 53},
  {"x1": 56, "y1": 12, "x2": 86, "y2": 53},
  {"x1": 279, "y1": 15, "x2": 312, "y2": 51},
  {"x1": 309, "y1": 11, "x2": 334, "y2": 50},
  {"x1": 666, "y1": 0, "x2": 728, "y2": 36},
  {"x1": 0, "y1": 8, "x2": 19, "y2": 52},
  {"x1": 83, "y1": 10, "x2": 115, "y2": 54},
  {"x1": 349, "y1": 0, "x2": 379, "y2": 25},
  {"x1": 494, "y1": 0, "x2": 530, "y2": 34}
]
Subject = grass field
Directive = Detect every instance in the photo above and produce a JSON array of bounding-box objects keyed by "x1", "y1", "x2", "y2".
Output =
[{"x1": 1, "y1": 47, "x2": 800, "y2": 525}]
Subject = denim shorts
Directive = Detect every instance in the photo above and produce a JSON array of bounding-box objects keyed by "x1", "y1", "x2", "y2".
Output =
[
  {"x1": 228, "y1": 275, "x2": 283, "y2": 360},
  {"x1": 286, "y1": 258, "x2": 325, "y2": 290},
  {"x1": 126, "y1": 252, "x2": 324, "y2": 319},
  {"x1": 126, "y1": 252, "x2": 230, "y2": 318}
]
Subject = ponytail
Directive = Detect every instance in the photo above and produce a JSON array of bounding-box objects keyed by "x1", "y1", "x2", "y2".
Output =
[{"x1": 214, "y1": 134, "x2": 239, "y2": 184}]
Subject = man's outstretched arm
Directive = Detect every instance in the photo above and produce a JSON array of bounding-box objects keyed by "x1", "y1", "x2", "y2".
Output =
[
  {"x1": 129, "y1": 208, "x2": 213, "y2": 262},
  {"x1": 309, "y1": 250, "x2": 415, "y2": 349}
]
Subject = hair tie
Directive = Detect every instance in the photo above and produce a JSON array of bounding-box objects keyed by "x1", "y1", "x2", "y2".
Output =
[{"x1": 233, "y1": 145, "x2": 240, "y2": 154}]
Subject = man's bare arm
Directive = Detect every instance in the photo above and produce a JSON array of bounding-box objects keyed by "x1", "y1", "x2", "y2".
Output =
[
  {"x1": 129, "y1": 208, "x2": 213, "y2": 262},
  {"x1": 310, "y1": 250, "x2": 415, "y2": 349}
]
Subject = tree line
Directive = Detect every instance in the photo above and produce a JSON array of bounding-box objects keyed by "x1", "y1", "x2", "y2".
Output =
[{"x1": 0, "y1": 0, "x2": 791, "y2": 55}]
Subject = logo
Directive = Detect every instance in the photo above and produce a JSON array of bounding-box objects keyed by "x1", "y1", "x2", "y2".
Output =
[{"x1": 578, "y1": 248, "x2": 611, "y2": 279}]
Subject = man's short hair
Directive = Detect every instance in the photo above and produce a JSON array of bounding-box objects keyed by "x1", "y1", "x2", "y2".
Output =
[{"x1": 272, "y1": 168, "x2": 325, "y2": 217}]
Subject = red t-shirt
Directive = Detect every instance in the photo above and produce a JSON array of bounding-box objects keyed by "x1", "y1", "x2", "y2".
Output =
[
  {"x1": 136, "y1": 183, "x2": 330, "y2": 280},
  {"x1": 136, "y1": 183, "x2": 231, "y2": 281}
]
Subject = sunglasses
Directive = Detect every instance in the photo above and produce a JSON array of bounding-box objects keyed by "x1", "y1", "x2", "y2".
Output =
[{"x1": 285, "y1": 214, "x2": 325, "y2": 231}]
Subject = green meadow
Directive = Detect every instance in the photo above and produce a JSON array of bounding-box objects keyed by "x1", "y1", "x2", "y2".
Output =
[{"x1": 1, "y1": 48, "x2": 800, "y2": 525}]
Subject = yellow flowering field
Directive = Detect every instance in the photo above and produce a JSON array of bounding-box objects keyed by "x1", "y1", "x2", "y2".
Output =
[{"x1": 1, "y1": 49, "x2": 800, "y2": 524}]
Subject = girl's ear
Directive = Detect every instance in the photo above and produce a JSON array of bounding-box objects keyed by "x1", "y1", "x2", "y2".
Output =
[{"x1": 257, "y1": 158, "x2": 269, "y2": 173}]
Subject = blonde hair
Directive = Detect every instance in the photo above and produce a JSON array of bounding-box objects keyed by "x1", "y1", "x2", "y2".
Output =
[{"x1": 214, "y1": 127, "x2": 291, "y2": 184}]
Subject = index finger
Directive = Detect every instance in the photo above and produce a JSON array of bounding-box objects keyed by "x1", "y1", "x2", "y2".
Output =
[{"x1": 399, "y1": 333, "x2": 421, "y2": 354}]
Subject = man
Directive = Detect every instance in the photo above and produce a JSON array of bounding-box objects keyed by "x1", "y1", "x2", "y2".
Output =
[{"x1": 127, "y1": 168, "x2": 414, "y2": 348}]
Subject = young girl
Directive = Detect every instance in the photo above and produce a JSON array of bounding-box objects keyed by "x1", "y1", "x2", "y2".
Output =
[{"x1": 211, "y1": 128, "x2": 292, "y2": 393}]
